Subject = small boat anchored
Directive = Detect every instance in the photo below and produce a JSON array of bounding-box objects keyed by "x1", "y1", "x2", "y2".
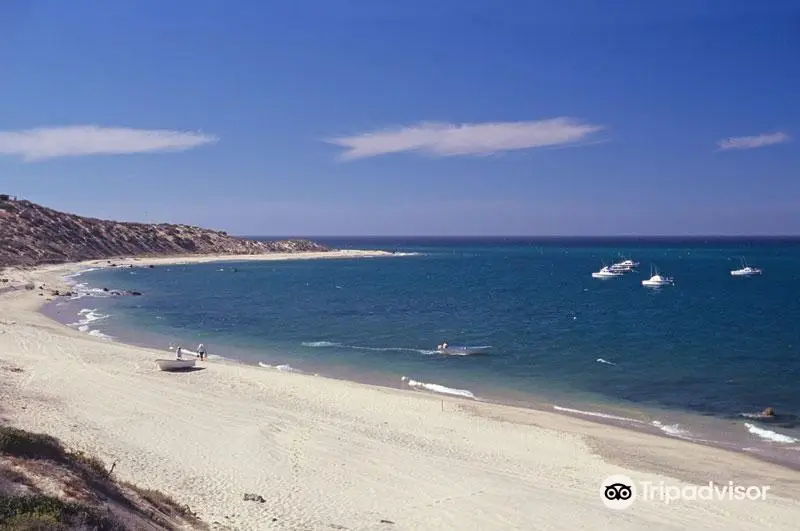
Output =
[
  {"x1": 592, "y1": 266, "x2": 623, "y2": 279},
  {"x1": 642, "y1": 265, "x2": 674, "y2": 287},
  {"x1": 609, "y1": 258, "x2": 639, "y2": 272},
  {"x1": 731, "y1": 258, "x2": 762, "y2": 277},
  {"x1": 436, "y1": 342, "x2": 491, "y2": 355}
]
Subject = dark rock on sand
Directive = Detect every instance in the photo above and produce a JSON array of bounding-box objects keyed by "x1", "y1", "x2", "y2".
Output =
[{"x1": 243, "y1": 493, "x2": 266, "y2": 503}]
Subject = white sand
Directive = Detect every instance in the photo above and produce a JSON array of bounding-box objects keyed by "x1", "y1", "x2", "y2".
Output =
[{"x1": 2, "y1": 253, "x2": 800, "y2": 530}]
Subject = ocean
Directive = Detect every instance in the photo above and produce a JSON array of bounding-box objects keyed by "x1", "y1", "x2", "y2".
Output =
[{"x1": 47, "y1": 237, "x2": 800, "y2": 468}]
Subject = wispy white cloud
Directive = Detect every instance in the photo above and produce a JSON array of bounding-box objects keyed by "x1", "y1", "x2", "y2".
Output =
[
  {"x1": 716, "y1": 131, "x2": 790, "y2": 151},
  {"x1": 325, "y1": 118, "x2": 605, "y2": 161},
  {"x1": 0, "y1": 125, "x2": 218, "y2": 161}
]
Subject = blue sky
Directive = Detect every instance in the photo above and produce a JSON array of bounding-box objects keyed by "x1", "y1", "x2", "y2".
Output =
[{"x1": 1, "y1": 0, "x2": 798, "y2": 236}]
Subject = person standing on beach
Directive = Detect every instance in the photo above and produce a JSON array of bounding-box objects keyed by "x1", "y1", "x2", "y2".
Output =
[
  {"x1": 197, "y1": 343, "x2": 207, "y2": 360},
  {"x1": 176, "y1": 346, "x2": 183, "y2": 359}
]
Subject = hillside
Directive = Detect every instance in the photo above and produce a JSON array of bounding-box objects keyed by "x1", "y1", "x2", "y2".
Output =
[
  {"x1": 0, "y1": 196, "x2": 328, "y2": 267},
  {"x1": 0, "y1": 424, "x2": 206, "y2": 530}
]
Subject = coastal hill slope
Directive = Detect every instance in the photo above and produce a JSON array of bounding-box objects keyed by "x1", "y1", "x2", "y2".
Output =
[
  {"x1": 0, "y1": 196, "x2": 328, "y2": 267},
  {"x1": 0, "y1": 424, "x2": 205, "y2": 529}
]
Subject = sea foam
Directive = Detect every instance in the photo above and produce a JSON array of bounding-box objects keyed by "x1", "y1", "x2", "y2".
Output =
[
  {"x1": 77, "y1": 308, "x2": 109, "y2": 323},
  {"x1": 744, "y1": 423, "x2": 798, "y2": 444},
  {"x1": 67, "y1": 308, "x2": 113, "y2": 340},
  {"x1": 88, "y1": 329, "x2": 114, "y2": 340},
  {"x1": 651, "y1": 420, "x2": 692, "y2": 439},
  {"x1": 400, "y1": 376, "x2": 476, "y2": 399},
  {"x1": 553, "y1": 405, "x2": 645, "y2": 424},
  {"x1": 68, "y1": 308, "x2": 109, "y2": 328},
  {"x1": 302, "y1": 341, "x2": 341, "y2": 348},
  {"x1": 258, "y1": 362, "x2": 303, "y2": 373},
  {"x1": 303, "y1": 340, "x2": 438, "y2": 355},
  {"x1": 62, "y1": 269, "x2": 114, "y2": 301}
]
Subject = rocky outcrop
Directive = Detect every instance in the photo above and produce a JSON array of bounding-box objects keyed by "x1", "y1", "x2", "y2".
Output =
[{"x1": 0, "y1": 198, "x2": 329, "y2": 267}]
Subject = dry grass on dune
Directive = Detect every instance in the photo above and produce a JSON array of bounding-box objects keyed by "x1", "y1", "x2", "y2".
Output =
[{"x1": 0, "y1": 425, "x2": 205, "y2": 530}]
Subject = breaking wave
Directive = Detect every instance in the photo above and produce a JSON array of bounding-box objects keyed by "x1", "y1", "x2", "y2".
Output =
[
  {"x1": 400, "y1": 376, "x2": 476, "y2": 399},
  {"x1": 553, "y1": 405, "x2": 645, "y2": 424},
  {"x1": 554, "y1": 407, "x2": 701, "y2": 441},
  {"x1": 258, "y1": 362, "x2": 303, "y2": 373},
  {"x1": 651, "y1": 420, "x2": 693, "y2": 439},
  {"x1": 66, "y1": 308, "x2": 113, "y2": 340},
  {"x1": 301, "y1": 341, "x2": 341, "y2": 348},
  {"x1": 744, "y1": 423, "x2": 798, "y2": 444},
  {"x1": 302, "y1": 340, "x2": 438, "y2": 355},
  {"x1": 88, "y1": 329, "x2": 114, "y2": 340}
]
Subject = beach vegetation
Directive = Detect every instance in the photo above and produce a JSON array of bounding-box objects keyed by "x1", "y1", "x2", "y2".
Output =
[
  {"x1": 0, "y1": 425, "x2": 206, "y2": 530},
  {"x1": 0, "y1": 428, "x2": 65, "y2": 463},
  {"x1": 0, "y1": 494, "x2": 123, "y2": 530},
  {"x1": 121, "y1": 484, "x2": 201, "y2": 523}
]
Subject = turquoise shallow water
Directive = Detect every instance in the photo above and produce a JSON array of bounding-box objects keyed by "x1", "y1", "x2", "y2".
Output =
[{"x1": 52, "y1": 237, "x2": 800, "y2": 466}]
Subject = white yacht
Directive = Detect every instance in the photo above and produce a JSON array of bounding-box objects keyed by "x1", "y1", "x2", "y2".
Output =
[
  {"x1": 592, "y1": 266, "x2": 623, "y2": 279},
  {"x1": 609, "y1": 258, "x2": 639, "y2": 272},
  {"x1": 731, "y1": 258, "x2": 762, "y2": 277},
  {"x1": 642, "y1": 266, "x2": 674, "y2": 287}
]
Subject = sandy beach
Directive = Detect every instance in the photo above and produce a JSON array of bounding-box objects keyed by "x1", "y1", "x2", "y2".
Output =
[{"x1": 2, "y1": 253, "x2": 800, "y2": 530}]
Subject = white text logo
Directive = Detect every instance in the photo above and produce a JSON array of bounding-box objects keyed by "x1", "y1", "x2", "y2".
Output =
[{"x1": 601, "y1": 475, "x2": 770, "y2": 509}]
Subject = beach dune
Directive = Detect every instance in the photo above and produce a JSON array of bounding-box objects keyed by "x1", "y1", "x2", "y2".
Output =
[{"x1": 2, "y1": 256, "x2": 800, "y2": 530}]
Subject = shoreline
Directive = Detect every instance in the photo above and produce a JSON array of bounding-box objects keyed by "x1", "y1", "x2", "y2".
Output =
[
  {"x1": 3, "y1": 253, "x2": 800, "y2": 529},
  {"x1": 48, "y1": 256, "x2": 800, "y2": 474},
  {"x1": 44, "y1": 295, "x2": 800, "y2": 474}
]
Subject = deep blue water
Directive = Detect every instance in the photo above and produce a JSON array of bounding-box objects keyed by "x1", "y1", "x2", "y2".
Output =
[{"x1": 57, "y1": 237, "x2": 800, "y2": 460}]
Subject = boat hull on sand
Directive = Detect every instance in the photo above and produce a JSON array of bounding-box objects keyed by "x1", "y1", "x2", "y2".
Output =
[{"x1": 155, "y1": 358, "x2": 196, "y2": 371}]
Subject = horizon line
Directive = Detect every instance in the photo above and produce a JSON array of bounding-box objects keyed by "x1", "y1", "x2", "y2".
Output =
[{"x1": 241, "y1": 234, "x2": 800, "y2": 240}]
